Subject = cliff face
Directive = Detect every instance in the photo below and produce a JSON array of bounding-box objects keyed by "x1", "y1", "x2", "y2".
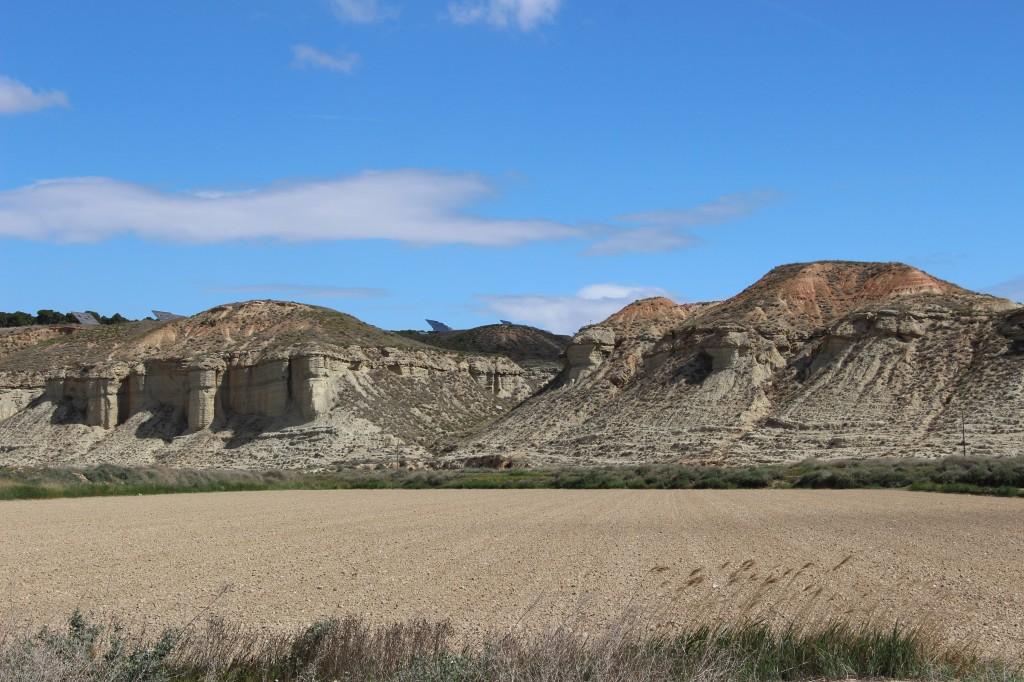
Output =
[
  {"x1": 2, "y1": 263, "x2": 1021, "y2": 471},
  {"x1": 458, "y1": 262, "x2": 1024, "y2": 465},
  {"x1": 0, "y1": 301, "x2": 533, "y2": 469}
]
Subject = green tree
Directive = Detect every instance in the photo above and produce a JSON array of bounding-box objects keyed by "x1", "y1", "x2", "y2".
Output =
[
  {"x1": 0, "y1": 311, "x2": 36, "y2": 327},
  {"x1": 35, "y1": 309, "x2": 67, "y2": 325}
]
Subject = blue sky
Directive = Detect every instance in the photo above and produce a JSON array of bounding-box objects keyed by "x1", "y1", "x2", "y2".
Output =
[{"x1": 1, "y1": 0, "x2": 1022, "y2": 333}]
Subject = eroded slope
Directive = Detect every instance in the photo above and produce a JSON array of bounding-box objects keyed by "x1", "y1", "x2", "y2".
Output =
[
  {"x1": 459, "y1": 262, "x2": 1023, "y2": 465},
  {"x1": 0, "y1": 301, "x2": 537, "y2": 469},
  {"x1": 396, "y1": 323, "x2": 569, "y2": 392}
]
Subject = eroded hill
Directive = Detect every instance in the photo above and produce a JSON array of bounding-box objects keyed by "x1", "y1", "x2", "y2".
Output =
[
  {"x1": 1, "y1": 261, "x2": 1021, "y2": 470},
  {"x1": 0, "y1": 301, "x2": 542, "y2": 469},
  {"x1": 457, "y1": 262, "x2": 1024, "y2": 465}
]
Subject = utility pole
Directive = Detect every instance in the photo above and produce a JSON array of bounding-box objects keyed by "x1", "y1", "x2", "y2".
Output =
[{"x1": 960, "y1": 406, "x2": 967, "y2": 458}]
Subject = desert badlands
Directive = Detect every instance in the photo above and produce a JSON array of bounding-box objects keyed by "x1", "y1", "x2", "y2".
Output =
[
  {"x1": 1, "y1": 261, "x2": 1023, "y2": 679},
  {"x1": 5, "y1": 2, "x2": 1023, "y2": 677},
  {"x1": 1, "y1": 261, "x2": 1022, "y2": 470}
]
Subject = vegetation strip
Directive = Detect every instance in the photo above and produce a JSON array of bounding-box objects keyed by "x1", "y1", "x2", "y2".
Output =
[
  {"x1": 1, "y1": 610, "x2": 1019, "y2": 681},
  {"x1": 1, "y1": 456, "x2": 1022, "y2": 501}
]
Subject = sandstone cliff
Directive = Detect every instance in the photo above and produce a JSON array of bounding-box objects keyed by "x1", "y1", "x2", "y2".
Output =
[
  {"x1": 457, "y1": 262, "x2": 1024, "y2": 465},
  {"x1": 0, "y1": 301, "x2": 536, "y2": 469},
  {"x1": 3, "y1": 262, "x2": 1021, "y2": 471}
]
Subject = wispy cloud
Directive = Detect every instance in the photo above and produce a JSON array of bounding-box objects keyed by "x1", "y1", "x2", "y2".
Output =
[
  {"x1": 588, "y1": 189, "x2": 779, "y2": 255},
  {"x1": 292, "y1": 44, "x2": 361, "y2": 73},
  {"x1": 331, "y1": 0, "x2": 398, "y2": 23},
  {"x1": 619, "y1": 190, "x2": 779, "y2": 228},
  {"x1": 0, "y1": 171, "x2": 580, "y2": 246},
  {"x1": 584, "y1": 228, "x2": 699, "y2": 256},
  {"x1": 448, "y1": 0, "x2": 563, "y2": 31},
  {"x1": 0, "y1": 75, "x2": 68, "y2": 115},
  {"x1": 209, "y1": 284, "x2": 387, "y2": 299},
  {"x1": 480, "y1": 283, "x2": 670, "y2": 334},
  {"x1": 988, "y1": 276, "x2": 1024, "y2": 303}
]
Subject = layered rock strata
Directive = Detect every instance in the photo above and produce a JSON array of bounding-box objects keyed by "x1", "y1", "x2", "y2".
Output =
[
  {"x1": 457, "y1": 262, "x2": 1024, "y2": 465},
  {"x1": 2, "y1": 264, "x2": 1021, "y2": 470},
  {"x1": 0, "y1": 302, "x2": 534, "y2": 469}
]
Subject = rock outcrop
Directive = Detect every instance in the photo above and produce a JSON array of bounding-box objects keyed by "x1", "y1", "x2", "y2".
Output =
[
  {"x1": 2, "y1": 262, "x2": 1021, "y2": 471},
  {"x1": 564, "y1": 326, "x2": 616, "y2": 384},
  {"x1": 456, "y1": 262, "x2": 1023, "y2": 466},
  {"x1": 0, "y1": 301, "x2": 535, "y2": 469}
]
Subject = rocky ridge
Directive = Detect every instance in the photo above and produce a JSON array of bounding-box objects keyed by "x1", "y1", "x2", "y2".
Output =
[
  {"x1": 1, "y1": 262, "x2": 1021, "y2": 470},
  {"x1": 0, "y1": 301, "x2": 538, "y2": 469},
  {"x1": 457, "y1": 262, "x2": 1024, "y2": 465}
]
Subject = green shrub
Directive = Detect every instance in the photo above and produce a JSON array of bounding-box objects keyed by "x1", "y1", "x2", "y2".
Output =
[{"x1": 2, "y1": 456, "x2": 1022, "y2": 501}]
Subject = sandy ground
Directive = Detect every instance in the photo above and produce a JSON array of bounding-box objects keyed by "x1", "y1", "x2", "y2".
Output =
[{"x1": 1, "y1": 489, "x2": 1022, "y2": 658}]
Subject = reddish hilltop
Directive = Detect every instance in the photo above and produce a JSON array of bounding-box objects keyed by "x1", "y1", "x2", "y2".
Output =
[
  {"x1": 602, "y1": 297, "x2": 710, "y2": 335},
  {"x1": 691, "y1": 261, "x2": 1002, "y2": 333}
]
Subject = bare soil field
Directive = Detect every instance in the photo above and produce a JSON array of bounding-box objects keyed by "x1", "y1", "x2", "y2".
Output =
[{"x1": 1, "y1": 489, "x2": 1021, "y2": 659}]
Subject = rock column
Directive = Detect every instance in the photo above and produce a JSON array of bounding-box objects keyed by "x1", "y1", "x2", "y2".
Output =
[
  {"x1": 291, "y1": 355, "x2": 331, "y2": 420},
  {"x1": 85, "y1": 378, "x2": 119, "y2": 429},
  {"x1": 188, "y1": 368, "x2": 218, "y2": 432}
]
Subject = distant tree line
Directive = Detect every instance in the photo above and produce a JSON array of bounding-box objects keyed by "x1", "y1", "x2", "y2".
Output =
[{"x1": 0, "y1": 310, "x2": 131, "y2": 328}]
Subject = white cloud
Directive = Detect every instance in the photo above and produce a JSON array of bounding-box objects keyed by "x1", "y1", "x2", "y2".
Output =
[
  {"x1": 331, "y1": 0, "x2": 397, "y2": 23},
  {"x1": 586, "y1": 189, "x2": 779, "y2": 255},
  {"x1": 584, "y1": 228, "x2": 698, "y2": 256},
  {"x1": 292, "y1": 44, "x2": 361, "y2": 73},
  {"x1": 0, "y1": 171, "x2": 581, "y2": 246},
  {"x1": 0, "y1": 75, "x2": 68, "y2": 115},
  {"x1": 448, "y1": 0, "x2": 562, "y2": 31},
  {"x1": 208, "y1": 284, "x2": 386, "y2": 299},
  {"x1": 619, "y1": 190, "x2": 779, "y2": 228},
  {"x1": 481, "y1": 283, "x2": 670, "y2": 334}
]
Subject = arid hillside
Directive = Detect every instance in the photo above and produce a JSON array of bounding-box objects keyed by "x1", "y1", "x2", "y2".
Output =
[
  {"x1": 397, "y1": 323, "x2": 567, "y2": 363},
  {"x1": 0, "y1": 261, "x2": 1021, "y2": 470},
  {"x1": 458, "y1": 261, "x2": 1024, "y2": 465},
  {"x1": 0, "y1": 301, "x2": 541, "y2": 469},
  {"x1": 396, "y1": 323, "x2": 569, "y2": 392}
]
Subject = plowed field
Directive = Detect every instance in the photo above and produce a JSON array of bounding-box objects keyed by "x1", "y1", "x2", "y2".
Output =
[{"x1": 2, "y1": 489, "x2": 1021, "y2": 657}]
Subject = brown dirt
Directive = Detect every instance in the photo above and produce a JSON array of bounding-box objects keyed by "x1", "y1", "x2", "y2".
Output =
[
  {"x1": 1, "y1": 489, "x2": 1022, "y2": 658},
  {"x1": 694, "y1": 260, "x2": 1009, "y2": 333},
  {"x1": 603, "y1": 296, "x2": 705, "y2": 328}
]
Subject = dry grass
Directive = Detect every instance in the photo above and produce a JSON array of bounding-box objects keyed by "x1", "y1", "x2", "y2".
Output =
[
  {"x1": 2, "y1": 565, "x2": 1020, "y2": 682},
  {"x1": 1, "y1": 609, "x2": 1019, "y2": 682}
]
